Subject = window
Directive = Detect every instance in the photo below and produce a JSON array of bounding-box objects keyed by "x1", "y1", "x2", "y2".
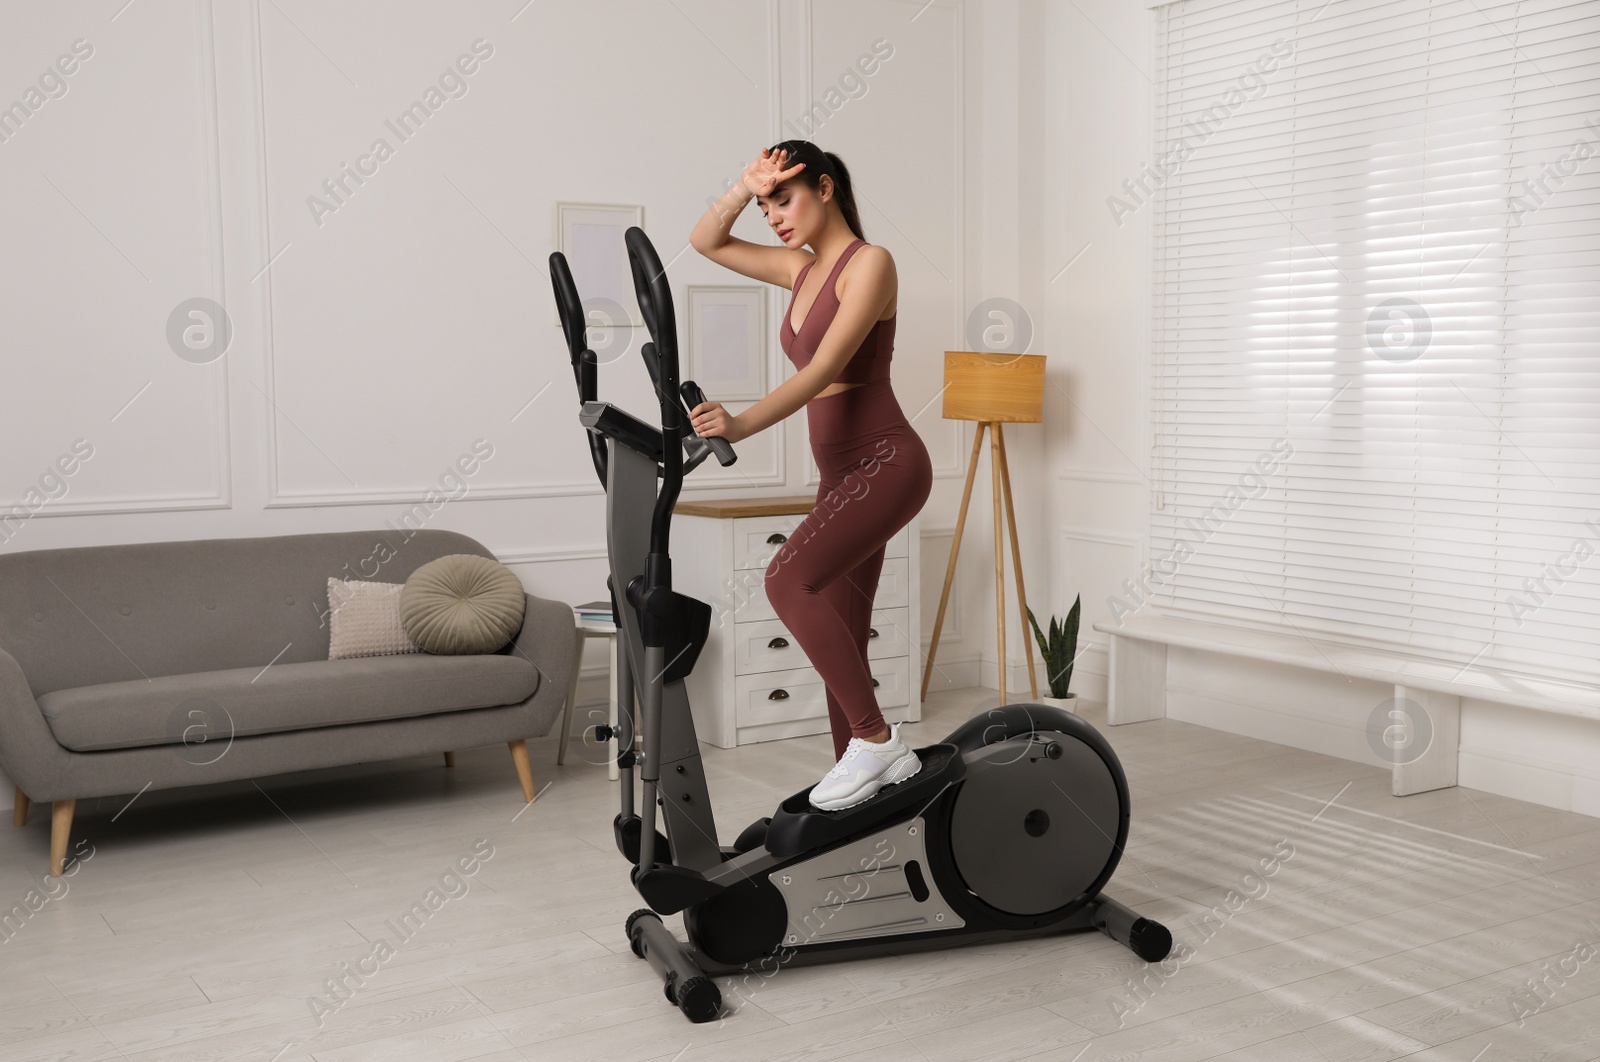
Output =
[{"x1": 1147, "y1": 0, "x2": 1600, "y2": 685}]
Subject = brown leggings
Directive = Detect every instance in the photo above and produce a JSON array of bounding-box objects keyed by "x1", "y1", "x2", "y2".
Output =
[{"x1": 764, "y1": 381, "x2": 933, "y2": 760}]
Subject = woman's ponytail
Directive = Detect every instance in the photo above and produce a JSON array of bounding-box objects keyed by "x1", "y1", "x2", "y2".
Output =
[{"x1": 823, "y1": 151, "x2": 866, "y2": 241}]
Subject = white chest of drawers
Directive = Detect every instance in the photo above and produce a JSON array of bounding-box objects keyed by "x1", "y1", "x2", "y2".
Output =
[{"x1": 672, "y1": 496, "x2": 922, "y2": 749}]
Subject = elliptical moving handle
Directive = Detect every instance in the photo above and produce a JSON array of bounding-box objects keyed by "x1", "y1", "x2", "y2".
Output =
[
  {"x1": 625, "y1": 227, "x2": 677, "y2": 370},
  {"x1": 548, "y1": 251, "x2": 608, "y2": 488},
  {"x1": 549, "y1": 252, "x2": 589, "y2": 375},
  {"x1": 625, "y1": 227, "x2": 684, "y2": 556},
  {"x1": 621, "y1": 226, "x2": 737, "y2": 465}
]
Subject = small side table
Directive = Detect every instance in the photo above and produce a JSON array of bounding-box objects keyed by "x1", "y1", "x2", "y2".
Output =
[{"x1": 561, "y1": 615, "x2": 622, "y2": 780}]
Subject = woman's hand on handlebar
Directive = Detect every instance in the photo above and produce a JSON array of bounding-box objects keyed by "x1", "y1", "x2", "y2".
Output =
[
  {"x1": 689, "y1": 401, "x2": 748, "y2": 444},
  {"x1": 742, "y1": 147, "x2": 805, "y2": 198}
]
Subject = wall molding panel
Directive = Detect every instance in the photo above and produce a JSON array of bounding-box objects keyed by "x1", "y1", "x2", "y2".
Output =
[
  {"x1": 0, "y1": 0, "x2": 235, "y2": 519},
  {"x1": 253, "y1": 2, "x2": 792, "y2": 508}
]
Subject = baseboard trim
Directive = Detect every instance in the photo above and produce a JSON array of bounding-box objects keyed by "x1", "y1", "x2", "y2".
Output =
[{"x1": 1459, "y1": 741, "x2": 1600, "y2": 818}]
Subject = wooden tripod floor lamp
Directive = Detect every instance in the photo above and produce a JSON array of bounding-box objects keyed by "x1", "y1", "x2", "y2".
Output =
[{"x1": 923, "y1": 351, "x2": 1046, "y2": 707}]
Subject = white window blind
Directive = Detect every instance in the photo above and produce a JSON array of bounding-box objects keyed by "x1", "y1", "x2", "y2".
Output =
[{"x1": 1147, "y1": 0, "x2": 1600, "y2": 686}]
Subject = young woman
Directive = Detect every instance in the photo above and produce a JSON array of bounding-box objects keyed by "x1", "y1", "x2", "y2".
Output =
[{"x1": 688, "y1": 142, "x2": 933, "y2": 811}]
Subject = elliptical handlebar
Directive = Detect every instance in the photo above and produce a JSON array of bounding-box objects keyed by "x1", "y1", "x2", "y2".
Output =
[
  {"x1": 625, "y1": 227, "x2": 673, "y2": 349},
  {"x1": 621, "y1": 226, "x2": 737, "y2": 465},
  {"x1": 623, "y1": 226, "x2": 742, "y2": 554},
  {"x1": 623, "y1": 227, "x2": 683, "y2": 556},
  {"x1": 550, "y1": 251, "x2": 589, "y2": 371},
  {"x1": 548, "y1": 251, "x2": 609, "y2": 488},
  {"x1": 550, "y1": 229, "x2": 738, "y2": 516}
]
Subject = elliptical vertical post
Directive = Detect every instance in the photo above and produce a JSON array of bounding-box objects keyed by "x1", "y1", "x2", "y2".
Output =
[
  {"x1": 636, "y1": 641, "x2": 667, "y2": 872},
  {"x1": 616, "y1": 617, "x2": 636, "y2": 816}
]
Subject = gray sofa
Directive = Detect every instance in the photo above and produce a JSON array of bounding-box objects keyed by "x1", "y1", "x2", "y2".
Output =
[{"x1": 0, "y1": 529, "x2": 579, "y2": 875}]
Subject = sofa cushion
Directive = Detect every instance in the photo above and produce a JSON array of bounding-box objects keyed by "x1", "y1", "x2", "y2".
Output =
[
  {"x1": 36, "y1": 652, "x2": 541, "y2": 753},
  {"x1": 401, "y1": 554, "x2": 527, "y2": 655},
  {"x1": 327, "y1": 578, "x2": 420, "y2": 660}
]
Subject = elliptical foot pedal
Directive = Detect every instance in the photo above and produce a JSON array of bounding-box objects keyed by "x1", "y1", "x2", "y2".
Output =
[
  {"x1": 634, "y1": 864, "x2": 725, "y2": 915},
  {"x1": 615, "y1": 813, "x2": 671, "y2": 868},
  {"x1": 763, "y1": 744, "x2": 964, "y2": 859}
]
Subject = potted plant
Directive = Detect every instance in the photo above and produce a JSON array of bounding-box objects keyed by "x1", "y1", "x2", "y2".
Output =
[{"x1": 1026, "y1": 595, "x2": 1080, "y2": 713}]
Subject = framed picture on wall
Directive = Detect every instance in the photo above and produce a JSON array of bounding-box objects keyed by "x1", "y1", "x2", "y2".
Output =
[
  {"x1": 554, "y1": 202, "x2": 645, "y2": 327},
  {"x1": 686, "y1": 286, "x2": 767, "y2": 401}
]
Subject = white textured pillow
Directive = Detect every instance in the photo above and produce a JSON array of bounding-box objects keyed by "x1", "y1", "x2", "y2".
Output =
[{"x1": 326, "y1": 578, "x2": 421, "y2": 660}]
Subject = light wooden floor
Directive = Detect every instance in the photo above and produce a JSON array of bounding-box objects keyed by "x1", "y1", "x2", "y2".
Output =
[{"x1": 3, "y1": 687, "x2": 1599, "y2": 1062}]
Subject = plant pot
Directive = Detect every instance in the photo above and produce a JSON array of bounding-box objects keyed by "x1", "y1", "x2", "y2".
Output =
[{"x1": 1038, "y1": 694, "x2": 1078, "y2": 715}]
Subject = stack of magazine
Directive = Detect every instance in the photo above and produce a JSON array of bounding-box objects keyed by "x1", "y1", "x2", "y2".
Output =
[{"x1": 574, "y1": 598, "x2": 614, "y2": 623}]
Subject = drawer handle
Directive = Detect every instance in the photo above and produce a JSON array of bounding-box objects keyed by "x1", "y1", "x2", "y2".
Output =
[
  {"x1": 768, "y1": 688, "x2": 789, "y2": 700},
  {"x1": 871, "y1": 678, "x2": 880, "y2": 688},
  {"x1": 868, "y1": 627, "x2": 879, "y2": 639},
  {"x1": 766, "y1": 532, "x2": 788, "y2": 545},
  {"x1": 767, "y1": 636, "x2": 789, "y2": 649}
]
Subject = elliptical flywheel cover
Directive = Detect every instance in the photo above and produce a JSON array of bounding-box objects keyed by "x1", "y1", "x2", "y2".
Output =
[{"x1": 947, "y1": 731, "x2": 1122, "y2": 915}]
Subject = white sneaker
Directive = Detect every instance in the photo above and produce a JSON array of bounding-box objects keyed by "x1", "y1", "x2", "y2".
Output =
[{"x1": 809, "y1": 723, "x2": 922, "y2": 811}]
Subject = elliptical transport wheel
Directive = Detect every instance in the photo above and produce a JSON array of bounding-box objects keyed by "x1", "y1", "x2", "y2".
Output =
[
  {"x1": 625, "y1": 908, "x2": 657, "y2": 958},
  {"x1": 675, "y1": 975, "x2": 722, "y2": 1023}
]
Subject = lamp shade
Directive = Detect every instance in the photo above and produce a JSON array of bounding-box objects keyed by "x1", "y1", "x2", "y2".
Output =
[{"x1": 941, "y1": 351, "x2": 1045, "y2": 422}]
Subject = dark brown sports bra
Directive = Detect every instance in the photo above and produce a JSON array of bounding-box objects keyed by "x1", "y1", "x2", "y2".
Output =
[{"x1": 778, "y1": 238, "x2": 895, "y2": 386}]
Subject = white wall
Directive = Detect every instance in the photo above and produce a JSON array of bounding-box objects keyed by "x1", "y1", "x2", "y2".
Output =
[
  {"x1": 0, "y1": 0, "x2": 997, "y2": 811},
  {"x1": 917, "y1": 0, "x2": 1056, "y2": 708},
  {"x1": 1028, "y1": 0, "x2": 1158, "y2": 706}
]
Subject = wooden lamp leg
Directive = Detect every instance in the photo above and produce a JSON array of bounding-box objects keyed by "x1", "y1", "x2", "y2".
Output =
[
  {"x1": 508, "y1": 740, "x2": 536, "y2": 803},
  {"x1": 50, "y1": 800, "x2": 75, "y2": 877},
  {"x1": 14, "y1": 787, "x2": 29, "y2": 828},
  {"x1": 443, "y1": 752, "x2": 456, "y2": 768},
  {"x1": 991, "y1": 423, "x2": 1008, "y2": 707},
  {"x1": 923, "y1": 422, "x2": 987, "y2": 700},
  {"x1": 994, "y1": 424, "x2": 1039, "y2": 700}
]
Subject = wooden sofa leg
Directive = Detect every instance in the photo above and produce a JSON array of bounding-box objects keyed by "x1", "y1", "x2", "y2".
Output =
[
  {"x1": 509, "y1": 740, "x2": 535, "y2": 803},
  {"x1": 14, "y1": 787, "x2": 29, "y2": 828},
  {"x1": 50, "y1": 800, "x2": 76, "y2": 877},
  {"x1": 443, "y1": 752, "x2": 456, "y2": 769}
]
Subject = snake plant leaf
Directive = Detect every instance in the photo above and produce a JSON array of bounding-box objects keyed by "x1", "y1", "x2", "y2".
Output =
[{"x1": 1026, "y1": 605, "x2": 1051, "y2": 660}]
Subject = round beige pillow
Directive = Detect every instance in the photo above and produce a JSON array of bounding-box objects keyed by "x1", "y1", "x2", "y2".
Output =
[{"x1": 400, "y1": 554, "x2": 526, "y2": 654}]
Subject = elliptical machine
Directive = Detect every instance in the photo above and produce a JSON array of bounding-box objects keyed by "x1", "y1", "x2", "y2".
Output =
[{"x1": 550, "y1": 226, "x2": 1171, "y2": 1024}]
